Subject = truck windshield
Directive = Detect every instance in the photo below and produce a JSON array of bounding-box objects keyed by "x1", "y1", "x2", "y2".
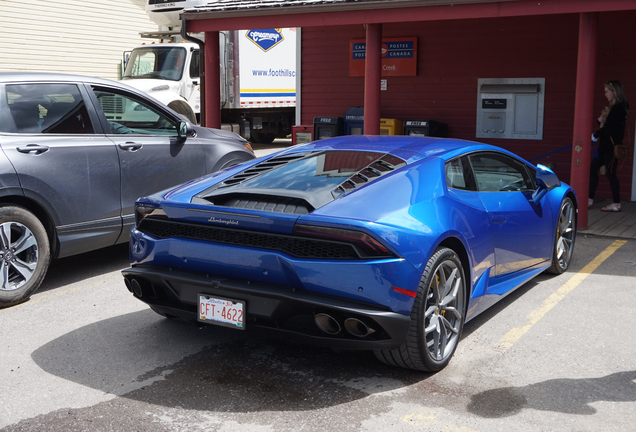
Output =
[{"x1": 123, "y1": 46, "x2": 187, "y2": 81}]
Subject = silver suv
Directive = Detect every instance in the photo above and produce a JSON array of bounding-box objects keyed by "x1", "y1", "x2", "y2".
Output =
[{"x1": 0, "y1": 72, "x2": 255, "y2": 307}]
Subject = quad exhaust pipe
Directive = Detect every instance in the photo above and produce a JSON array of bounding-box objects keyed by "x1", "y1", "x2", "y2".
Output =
[
  {"x1": 124, "y1": 277, "x2": 147, "y2": 298},
  {"x1": 344, "y1": 318, "x2": 375, "y2": 337},
  {"x1": 314, "y1": 313, "x2": 376, "y2": 337},
  {"x1": 314, "y1": 313, "x2": 341, "y2": 334}
]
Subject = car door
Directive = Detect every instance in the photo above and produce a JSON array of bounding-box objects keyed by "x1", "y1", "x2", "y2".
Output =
[
  {"x1": 468, "y1": 151, "x2": 553, "y2": 279},
  {"x1": 185, "y1": 49, "x2": 201, "y2": 105},
  {"x1": 1, "y1": 82, "x2": 122, "y2": 257},
  {"x1": 89, "y1": 85, "x2": 206, "y2": 241}
]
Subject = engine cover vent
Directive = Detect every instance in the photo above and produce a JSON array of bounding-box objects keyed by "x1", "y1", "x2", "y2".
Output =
[{"x1": 203, "y1": 193, "x2": 313, "y2": 215}]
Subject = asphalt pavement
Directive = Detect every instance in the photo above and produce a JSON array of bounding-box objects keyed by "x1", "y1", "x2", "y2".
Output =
[{"x1": 0, "y1": 140, "x2": 635, "y2": 431}]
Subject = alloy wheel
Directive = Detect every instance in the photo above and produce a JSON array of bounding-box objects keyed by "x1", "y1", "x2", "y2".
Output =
[
  {"x1": 555, "y1": 199, "x2": 575, "y2": 271},
  {"x1": 423, "y1": 258, "x2": 465, "y2": 362},
  {"x1": 0, "y1": 221, "x2": 39, "y2": 291}
]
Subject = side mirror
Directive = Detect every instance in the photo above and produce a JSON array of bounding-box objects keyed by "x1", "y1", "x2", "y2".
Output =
[
  {"x1": 177, "y1": 121, "x2": 194, "y2": 143},
  {"x1": 532, "y1": 164, "x2": 561, "y2": 204}
]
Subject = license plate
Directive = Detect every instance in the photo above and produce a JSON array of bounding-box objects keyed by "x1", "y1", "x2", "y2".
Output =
[{"x1": 198, "y1": 295, "x2": 245, "y2": 330}]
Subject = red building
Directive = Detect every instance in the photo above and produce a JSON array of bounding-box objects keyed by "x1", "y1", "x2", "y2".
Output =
[{"x1": 182, "y1": 0, "x2": 636, "y2": 228}]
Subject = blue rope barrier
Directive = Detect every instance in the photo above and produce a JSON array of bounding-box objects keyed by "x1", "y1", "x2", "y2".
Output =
[{"x1": 529, "y1": 144, "x2": 573, "y2": 162}]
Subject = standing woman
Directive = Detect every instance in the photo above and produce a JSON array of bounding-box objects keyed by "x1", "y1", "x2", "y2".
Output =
[{"x1": 589, "y1": 80, "x2": 630, "y2": 212}]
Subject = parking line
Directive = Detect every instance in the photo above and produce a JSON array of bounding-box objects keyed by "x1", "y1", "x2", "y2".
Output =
[
  {"x1": 401, "y1": 410, "x2": 482, "y2": 431},
  {"x1": 496, "y1": 239, "x2": 627, "y2": 353}
]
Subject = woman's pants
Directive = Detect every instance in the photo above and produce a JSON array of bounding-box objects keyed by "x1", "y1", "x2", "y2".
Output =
[{"x1": 589, "y1": 151, "x2": 620, "y2": 203}]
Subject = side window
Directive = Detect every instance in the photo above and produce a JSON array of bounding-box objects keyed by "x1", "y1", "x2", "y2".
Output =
[
  {"x1": 6, "y1": 83, "x2": 94, "y2": 134},
  {"x1": 469, "y1": 152, "x2": 534, "y2": 192},
  {"x1": 445, "y1": 156, "x2": 476, "y2": 191},
  {"x1": 92, "y1": 87, "x2": 178, "y2": 136},
  {"x1": 190, "y1": 50, "x2": 200, "y2": 79}
]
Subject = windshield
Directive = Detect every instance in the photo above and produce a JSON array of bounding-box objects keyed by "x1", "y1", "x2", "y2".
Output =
[{"x1": 123, "y1": 46, "x2": 187, "y2": 81}]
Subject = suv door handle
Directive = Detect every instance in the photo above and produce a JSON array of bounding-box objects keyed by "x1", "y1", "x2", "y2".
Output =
[
  {"x1": 118, "y1": 142, "x2": 143, "y2": 152},
  {"x1": 16, "y1": 144, "x2": 50, "y2": 155}
]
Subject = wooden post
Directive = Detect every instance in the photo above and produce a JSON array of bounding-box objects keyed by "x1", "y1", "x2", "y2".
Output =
[
  {"x1": 364, "y1": 23, "x2": 382, "y2": 135},
  {"x1": 204, "y1": 31, "x2": 221, "y2": 129},
  {"x1": 570, "y1": 12, "x2": 598, "y2": 229}
]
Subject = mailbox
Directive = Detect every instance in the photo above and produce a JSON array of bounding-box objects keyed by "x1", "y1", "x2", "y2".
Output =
[
  {"x1": 476, "y1": 77, "x2": 545, "y2": 140},
  {"x1": 380, "y1": 118, "x2": 403, "y2": 135},
  {"x1": 403, "y1": 120, "x2": 448, "y2": 137},
  {"x1": 313, "y1": 116, "x2": 343, "y2": 140},
  {"x1": 344, "y1": 107, "x2": 364, "y2": 135}
]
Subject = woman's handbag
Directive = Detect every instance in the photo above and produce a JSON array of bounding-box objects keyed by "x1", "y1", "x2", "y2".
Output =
[{"x1": 612, "y1": 136, "x2": 630, "y2": 161}]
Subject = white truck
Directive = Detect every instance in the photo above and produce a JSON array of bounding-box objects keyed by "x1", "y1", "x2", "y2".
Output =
[{"x1": 122, "y1": 0, "x2": 297, "y2": 143}]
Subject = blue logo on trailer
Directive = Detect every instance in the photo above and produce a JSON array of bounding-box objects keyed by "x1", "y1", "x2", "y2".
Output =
[{"x1": 246, "y1": 29, "x2": 285, "y2": 52}]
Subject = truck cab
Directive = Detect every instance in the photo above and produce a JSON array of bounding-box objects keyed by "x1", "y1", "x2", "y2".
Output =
[
  {"x1": 122, "y1": 42, "x2": 200, "y2": 124},
  {"x1": 125, "y1": 0, "x2": 297, "y2": 143}
]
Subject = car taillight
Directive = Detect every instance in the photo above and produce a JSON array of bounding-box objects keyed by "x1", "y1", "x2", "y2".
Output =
[
  {"x1": 135, "y1": 205, "x2": 168, "y2": 226},
  {"x1": 293, "y1": 224, "x2": 394, "y2": 258}
]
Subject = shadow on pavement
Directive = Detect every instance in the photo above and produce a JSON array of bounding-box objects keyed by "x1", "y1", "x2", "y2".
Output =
[
  {"x1": 37, "y1": 243, "x2": 130, "y2": 294},
  {"x1": 31, "y1": 309, "x2": 426, "y2": 413},
  {"x1": 467, "y1": 371, "x2": 636, "y2": 417}
]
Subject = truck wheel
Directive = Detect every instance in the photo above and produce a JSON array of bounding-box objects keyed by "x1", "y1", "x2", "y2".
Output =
[
  {"x1": 250, "y1": 130, "x2": 275, "y2": 144},
  {"x1": 0, "y1": 205, "x2": 50, "y2": 308},
  {"x1": 167, "y1": 101, "x2": 197, "y2": 124}
]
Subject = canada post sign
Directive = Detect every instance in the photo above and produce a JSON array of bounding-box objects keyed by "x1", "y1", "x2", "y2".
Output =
[
  {"x1": 350, "y1": 37, "x2": 417, "y2": 77},
  {"x1": 246, "y1": 28, "x2": 284, "y2": 52}
]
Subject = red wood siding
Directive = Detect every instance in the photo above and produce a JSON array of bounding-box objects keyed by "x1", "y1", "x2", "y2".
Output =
[{"x1": 301, "y1": 11, "x2": 636, "y2": 201}]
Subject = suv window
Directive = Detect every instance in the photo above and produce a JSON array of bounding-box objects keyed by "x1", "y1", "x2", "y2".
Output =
[
  {"x1": 6, "y1": 84, "x2": 94, "y2": 134},
  {"x1": 92, "y1": 86, "x2": 179, "y2": 136}
]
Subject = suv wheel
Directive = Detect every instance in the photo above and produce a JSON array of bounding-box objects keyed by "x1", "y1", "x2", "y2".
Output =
[{"x1": 0, "y1": 205, "x2": 50, "y2": 308}]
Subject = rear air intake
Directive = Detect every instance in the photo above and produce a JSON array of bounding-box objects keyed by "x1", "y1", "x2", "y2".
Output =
[
  {"x1": 137, "y1": 219, "x2": 360, "y2": 259},
  {"x1": 136, "y1": 219, "x2": 395, "y2": 260}
]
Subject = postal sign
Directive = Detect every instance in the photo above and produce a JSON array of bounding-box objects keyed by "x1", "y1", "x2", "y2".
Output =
[{"x1": 349, "y1": 37, "x2": 417, "y2": 77}]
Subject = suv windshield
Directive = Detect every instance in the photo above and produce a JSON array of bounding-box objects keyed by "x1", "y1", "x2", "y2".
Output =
[{"x1": 123, "y1": 46, "x2": 187, "y2": 81}]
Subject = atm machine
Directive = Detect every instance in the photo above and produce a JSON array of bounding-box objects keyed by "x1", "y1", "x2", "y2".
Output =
[{"x1": 476, "y1": 77, "x2": 545, "y2": 140}]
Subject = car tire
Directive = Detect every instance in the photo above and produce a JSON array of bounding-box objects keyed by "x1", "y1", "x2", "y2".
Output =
[
  {"x1": 546, "y1": 197, "x2": 576, "y2": 275},
  {"x1": 0, "y1": 205, "x2": 50, "y2": 308},
  {"x1": 374, "y1": 247, "x2": 466, "y2": 372}
]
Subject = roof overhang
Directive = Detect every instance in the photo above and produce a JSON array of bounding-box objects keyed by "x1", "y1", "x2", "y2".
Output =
[{"x1": 182, "y1": 0, "x2": 635, "y2": 32}]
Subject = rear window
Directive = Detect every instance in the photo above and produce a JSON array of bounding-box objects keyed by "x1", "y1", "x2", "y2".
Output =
[
  {"x1": 244, "y1": 151, "x2": 384, "y2": 192},
  {"x1": 196, "y1": 150, "x2": 407, "y2": 211}
]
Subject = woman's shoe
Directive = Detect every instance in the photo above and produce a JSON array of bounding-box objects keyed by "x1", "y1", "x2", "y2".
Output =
[
  {"x1": 588, "y1": 198, "x2": 594, "y2": 208},
  {"x1": 601, "y1": 203, "x2": 621, "y2": 212}
]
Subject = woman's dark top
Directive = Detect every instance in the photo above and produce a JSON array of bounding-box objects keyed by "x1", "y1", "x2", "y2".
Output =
[{"x1": 593, "y1": 100, "x2": 629, "y2": 154}]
